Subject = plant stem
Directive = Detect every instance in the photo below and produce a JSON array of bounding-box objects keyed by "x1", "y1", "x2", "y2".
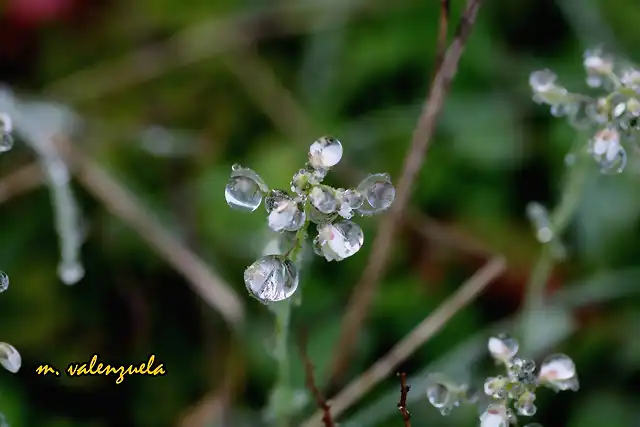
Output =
[
  {"x1": 521, "y1": 147, "x2": 591, "y2": 343},
  {"x1": 269, "y1": 221, "x2": 309, "y2": 427}
]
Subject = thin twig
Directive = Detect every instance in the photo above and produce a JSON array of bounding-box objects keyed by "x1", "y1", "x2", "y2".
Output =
[
  {"x1": 328, "y1": 0, "x2": 484, "y2": 386},
  {"x1": 301, "y1": 255, "x2": 505, "y2": 427},
  {"x1": 433, "y1": 0, "x2": 451, "y2": 79},
  {"x1": 0, "y1": 162, "x2": 43, "y2": 205},
  {"x1": 397, "y1": 372, "x2": 412, "y2": 427},
  {"x1": 56, "y1": 138, "x2": 245, "y2": 327},
  {"x1": 299, "y1": 329, "x2": 336, "y2": 427}
]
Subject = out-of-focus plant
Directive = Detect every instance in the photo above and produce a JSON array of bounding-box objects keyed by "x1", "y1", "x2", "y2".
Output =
[
  {"x1": 421, "y1": 334, "x2": 578, "y2": 427},
  {"x1": 225, "y1": 136, "x2": 395, "y2": 425},
  {"x1": 0, "y1": 125, "x2": 21, "y2": 422}
]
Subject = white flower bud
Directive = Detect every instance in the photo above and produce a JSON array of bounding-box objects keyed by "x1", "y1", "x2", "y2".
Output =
[{"x1": 0, "y1": 342, "x2": 21, "y2": 373}]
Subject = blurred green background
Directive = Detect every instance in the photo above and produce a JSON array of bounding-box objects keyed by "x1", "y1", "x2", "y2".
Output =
[{"x1": 1, "y1": 0, "x2": 640, "y2": 426}]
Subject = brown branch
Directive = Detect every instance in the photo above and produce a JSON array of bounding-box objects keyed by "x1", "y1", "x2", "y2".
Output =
[
  {"x1": 0, "y1": 162, "x2": 43, "y2": 205},
  {"x1": 433, "y1": 0, "x2": 451, "y2": 80},
  {"x1": 299, "y1": 329, "x2": 336, "y2": 427},
  {"x1": 55, "y1": 138, "x2": 245, "y2": 327},
  {"x1": 301, "y1": 255, "x2": 505, "y2": 427},
  {"x1": 397, "y1": 372, "x2": 412, "y2": 427},
  {"x1": 328, "y1": 0, "x2": 484, "y2": 387}
]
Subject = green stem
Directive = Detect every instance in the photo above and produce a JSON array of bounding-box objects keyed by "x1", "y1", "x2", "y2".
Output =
[
  {"x1": 269, "y1": 221, "x2": 309, "y2": 427},
  {"x1": 520, "y1": 147, "x2": 591, "y2": 343}
]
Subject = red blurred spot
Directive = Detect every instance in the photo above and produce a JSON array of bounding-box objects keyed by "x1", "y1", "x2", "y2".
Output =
[{"x1": 6, "y1": 0, "x2": 75, "y2": 27}]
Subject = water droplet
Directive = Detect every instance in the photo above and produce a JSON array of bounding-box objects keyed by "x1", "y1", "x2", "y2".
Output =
[
  {"x1": 529, "y1": 69, "x2": 557, "y2": 93},
  {"x1": 231, "y1": 163, "x2": 241, "y2": 171},
  {"x1": 539, "y1": 353, "x2": 578, "y2": 391},
  {"x1": 290, "y1": 169, "x2": 310, "y2": 195},
  {"x1": 309, "y1": 185, "x2": 338, "y2": 214},
  {"x1": 225, "y1": 167, "x2": 268, "y2": 212},
  {"x1": 522, "y1": 359, "x2": 536, "y2": 373},
  {"x1": 515, "y1": 392, "x2": 537, "y2": 417},
  {"x1": 0, "y1": 342, "x2": 21, "y2": 373},
  {"x1": 483, "y1": 376, "x2": 505, "y2": 399},
  {"x1": 0, "y1": 271, "x2": 8, "y2": 293},
  {"x1": 309, "y1": 136, "x2": 343, "y2": 169},
  {"x1": 439, "y1": 406, "x2": 452, "y2": 416},
  {"x1": 356, "y1": 173, "x2": 395, "y2": 215},
  {"x1": 0, "y1": 133, "x2": 13, "y2": 153},
  {"x1": 244, "y1": 255, "x2": 299, "y2": 303},
  {"x1": 58, "y1": 260, "x2": 84, "y2": 285},
  {"x1": 598, "y1": 144, "x2": 627, "y2": 175},
  {"x1": 426, "y1": 383, "x2": 449, "y2": 408},
  {"x1": 315, "y1": 220, "x2": 364, "y2": 261},
  {"x1": 265, "y1": 190, "x2": 306, "y2": 232},
  {"x1": 480, "y1": 404, "x2": 509, "y2": 427},
  {"x1": 488, "y1": 333, "x2": 519, "y2": 361},
  {"x1": 526, "y1": 202, "x2": 554, "y2": 243}
]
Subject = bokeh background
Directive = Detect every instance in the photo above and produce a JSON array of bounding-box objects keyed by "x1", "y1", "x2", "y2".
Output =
[{"x1": 1, "y1": 0, "x2": 640, "y2": 426}]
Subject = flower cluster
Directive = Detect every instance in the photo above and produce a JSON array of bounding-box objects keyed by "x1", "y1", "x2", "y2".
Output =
[
  {"x1": 529, "y1": 47, "x2": 640, "y2": 174},
  {"x1": 224, "y1": 136, "x2": 395, "y2": 304},
  {"x1": 426, "y1": 334, "x2": 578, "y2": 427},
  {"x1": 0, "y1": 112, "x2": 13, "y2": 153}
]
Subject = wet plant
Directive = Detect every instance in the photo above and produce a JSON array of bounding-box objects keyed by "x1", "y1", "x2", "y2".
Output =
[{"x1": 225, "y1": 136, "x2": 395, "y2": 425}]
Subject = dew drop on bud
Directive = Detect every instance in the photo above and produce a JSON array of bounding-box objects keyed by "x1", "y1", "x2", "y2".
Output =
[
  {"x1": 316, "y1": 220, "x2": 364, "y2": 261},
  {"x1": 265, "y1": 190, "x2": 306, "y2": 232},
  {"x1": 426, "y1": 383, "x2": 449, "y2": 409},
  {"x1": 0, "y1": 342, "x2": 21, "y2": 373},
  {"x1": 356, "y1": 173, "x2": 395, "y2": 215},
  {"x1": 309, "y1": 185, "x2": 338, "y2": 214},
  {"x1": 225, "y1": 166, "x2": 268, "y2": 212},
  {"x1": 309, "y1": 136, "x2": 343, "y2": 169},
  {"x1": 480, "y1": 404, "x2": 509, "y2": 427},
  {"x1": 539, "y1": 353, "x2": 579, "y2": 391},
  {"x1": 244, "y1": 255, "x2": 299, "y2": 303},
  {"x1": 488, "y1": 333, "x2": 519, "y2": 361},
  {"x1": 0, "y1": 271, "x2": 8, "y2": 293}
]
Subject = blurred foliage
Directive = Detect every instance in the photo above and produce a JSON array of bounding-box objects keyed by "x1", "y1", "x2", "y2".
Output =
[{"x1": 1, "y1": 0, "x2": 640, "y2": 426}]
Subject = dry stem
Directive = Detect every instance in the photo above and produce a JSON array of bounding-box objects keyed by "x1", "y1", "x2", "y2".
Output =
[
  {"x1": 397, "y1": 372, "x2": 412, "y2": 427},
  {"x1": 328, "y1": 0, "x2": 485, "y2": 385},
  {"x1": 301, "y1": 255, "x2": 505, "y2": 427}
]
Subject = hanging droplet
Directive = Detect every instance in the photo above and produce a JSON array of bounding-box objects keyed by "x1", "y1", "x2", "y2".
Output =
[
  {"x1": 225, "y1": 166, "x2": 268, "y2": 212},
  {"x1": 309, "y1": 136, "x2": 343, "y2": 169},
  {"x1": 538, "y1": 353, "x2": 579, "y2": 391},
  {"x1": 356, "y1": 173, "x2": 395, "y2": 215},
  {"x1": 526, "y1": 202, "x2": 554, "y2": 243},
  {"x1": 479, "y1": 404, "x2": 509, "y2": 427},
  {"x1": 316, "y1": 220, "x2": 364, "y2": 261},
  {"x1": 244, "y1": 255, "x2": 299, "y2": 303},
  {"x1": 309, "y1": 185, "x2": 338, "y2": 214},
  {"x1": 0, "y1": 133, "x2": 13, "y2": 153},
  {"x1": 265, "y1": 190, "x2": 306, "y2": 232},
  {"x1": 426, "y1": 383, "x2": 449, "y2": 408},
  {"x1": 488, "y1": 333, "x2": 519, "y2": 361},
  {"x1": 58, "y1": 260, "x2": 85, "y2": 285},
  {"x1": 0, "y1": 342, "x2": 21, "y2": 373},
  {"x1": 0, "y1": 271, "x2": 8, "y2": 293},
  {"x1": 598, "y1": 144, "x2": 627, "y2": 175},
  {"x1": 515, "y1": 391, "x2": 537, "y2": 417},
  {"x1": 483, "y1": 376, "x2": 505, "y2": 399}
]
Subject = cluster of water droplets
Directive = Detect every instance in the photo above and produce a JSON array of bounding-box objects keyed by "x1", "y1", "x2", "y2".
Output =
[
  {"x1": 529, "y1": 47, "x2": 640, "y2": 174},
  {"x1": 477, "y1": 333, "x2": 578, "y2": 427},
  {"x1": 425, "y1": 374, "x2": 478, "y2": 416},
  {"x1": 224, "y1": 136, "x2": 395, "y2": 304}
]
